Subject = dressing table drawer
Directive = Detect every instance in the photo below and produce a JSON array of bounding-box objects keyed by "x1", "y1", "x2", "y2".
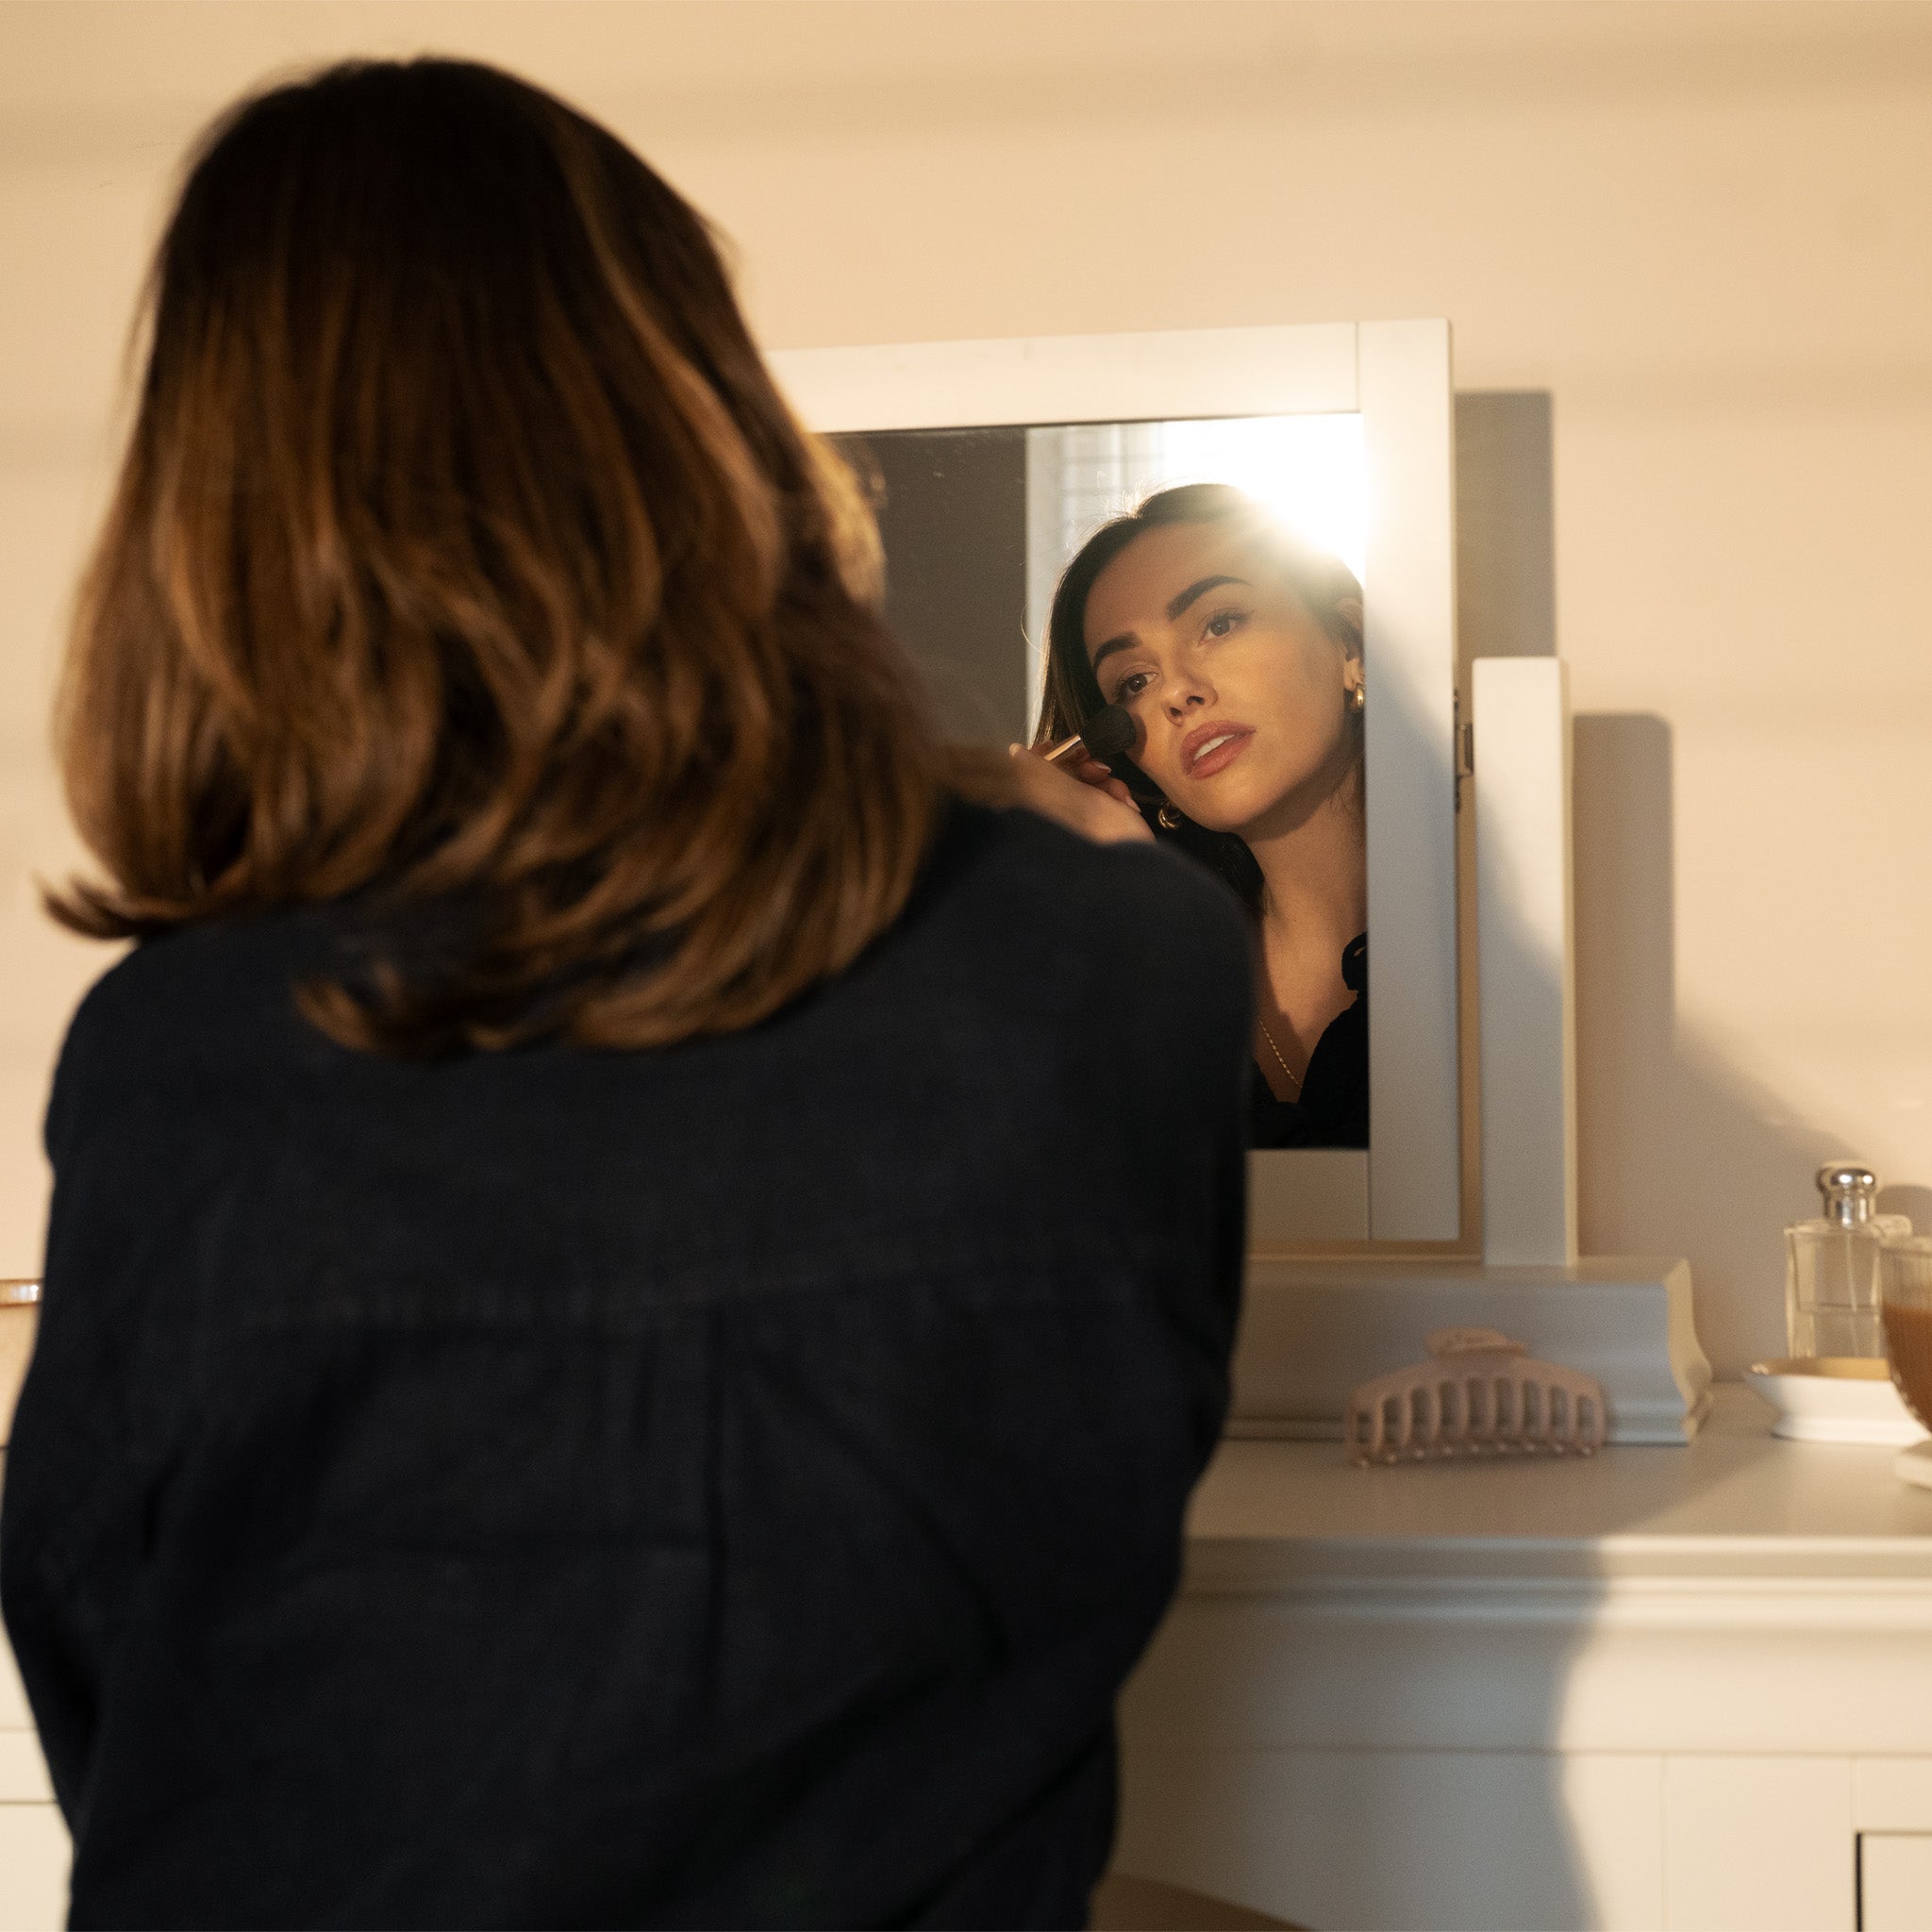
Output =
[
  {"x1": 0, "y1": 1805, "x2": 65, "y2": 1932},
  {"x1": 1860, "y1": 1835, "x2": 1932, "y2": 1932},
  {"x1": 0, "y1": 1479, "x2": 68, "y2": 1932}
]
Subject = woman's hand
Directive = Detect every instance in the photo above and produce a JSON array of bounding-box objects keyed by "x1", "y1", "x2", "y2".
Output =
[{"x1": 1004, "y1": 746, "x2": 1154, "y2": 845}]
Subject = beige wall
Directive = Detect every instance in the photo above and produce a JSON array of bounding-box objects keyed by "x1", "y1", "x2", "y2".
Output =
[{"x1": 4, "y1": 0, "x2": 1930, "y2": 1374}]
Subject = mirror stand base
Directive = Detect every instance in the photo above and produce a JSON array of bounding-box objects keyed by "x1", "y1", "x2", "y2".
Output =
[{"x1": 1226, "y1": 1255, "x2": 1710, "y2": 1445}]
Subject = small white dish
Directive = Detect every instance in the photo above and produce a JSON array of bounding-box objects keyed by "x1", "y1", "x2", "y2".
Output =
[{"x1": 1743, "y1": 1357, "x2": 1930, "y2": 1446}]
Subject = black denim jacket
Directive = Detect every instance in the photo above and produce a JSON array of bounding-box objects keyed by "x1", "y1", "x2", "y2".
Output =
[{"x1": 2, "y1": 802, "x2": 1250, "y2": 1930}]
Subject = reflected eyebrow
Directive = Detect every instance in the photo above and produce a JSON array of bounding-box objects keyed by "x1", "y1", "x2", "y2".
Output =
[
  {"x1": 1089, "y1": 575, "x2": 1254, "y2": 675},
  {"x1": 1165, "y1": 575, "x2": 1249, "y2": 621}
]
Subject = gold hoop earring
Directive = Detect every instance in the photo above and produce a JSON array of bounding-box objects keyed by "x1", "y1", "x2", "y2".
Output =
[
  {"x1": 1351, "y1": 684, "x2": 1366, "y2": 715},
  {"x1": 1157, "y1": 804, "x2": 1182, "y2": 830}
]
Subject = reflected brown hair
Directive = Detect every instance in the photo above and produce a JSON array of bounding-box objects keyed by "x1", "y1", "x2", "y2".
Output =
[{"x1": 51, "y1": 58, "x2": 939, "y2": 1054}]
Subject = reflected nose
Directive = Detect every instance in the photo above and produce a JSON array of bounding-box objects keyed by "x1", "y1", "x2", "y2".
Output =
[{"x1": 1163, "y1": 666, "x2": 1215, "y2": 721}]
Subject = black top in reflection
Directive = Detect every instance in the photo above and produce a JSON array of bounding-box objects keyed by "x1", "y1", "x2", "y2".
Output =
[{"x1": 1248, "y1": 934, "x2": 1368, "y2": 1149}]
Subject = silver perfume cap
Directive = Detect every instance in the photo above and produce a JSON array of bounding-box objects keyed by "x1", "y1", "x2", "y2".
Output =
[{"x1": 1817, "y1": 1161, "x2": 1879, "y2": 1226}]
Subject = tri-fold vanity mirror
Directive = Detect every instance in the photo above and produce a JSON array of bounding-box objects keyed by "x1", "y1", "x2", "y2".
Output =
[
  {"x1": 771, "y1": 324, "x2": 1462, "y2": 1250},
  {"x1": 773, "y1": 322, "x2": 1707, "y2": 1439}
]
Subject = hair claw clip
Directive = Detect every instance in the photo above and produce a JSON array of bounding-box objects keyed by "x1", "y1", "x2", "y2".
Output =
[{"x1": 1344, "y1": 1326, "x2": 1607, "y2": 1468}]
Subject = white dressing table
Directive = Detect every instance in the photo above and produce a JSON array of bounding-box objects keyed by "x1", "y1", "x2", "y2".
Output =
[
  {"x1": 6, "y1": 1396, "x2": 1930, "y2": 1930},
  {"x1": 1115, "y1": 1385, "x2": 1932, "y2": 1932},
  {"x1": 0, "y1": 1454, "x2": 65, "y2": 1932}
]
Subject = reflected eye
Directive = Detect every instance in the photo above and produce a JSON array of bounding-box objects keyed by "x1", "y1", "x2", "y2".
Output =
[
  {"x1": 1203, "y1": 607, "x2": 1251, "y2": 641},
  {"x1": 1111, "y1": 669, "x2": 1156, "y2": 703}
]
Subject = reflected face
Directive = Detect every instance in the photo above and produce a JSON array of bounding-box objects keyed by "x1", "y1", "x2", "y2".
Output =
[{"x1": 1082, "y1": 521, "x2": 1361, "y2": 836}]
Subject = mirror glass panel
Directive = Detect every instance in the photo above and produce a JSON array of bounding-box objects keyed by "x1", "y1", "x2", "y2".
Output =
[{"x1": 833, "y1": 414, "x2": 1371, "y2": 1155}]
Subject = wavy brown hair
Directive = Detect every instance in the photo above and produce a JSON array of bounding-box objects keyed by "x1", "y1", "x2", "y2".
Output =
[{"x1": 51, "y1": 58, "x2": 940, "y2": 1055}]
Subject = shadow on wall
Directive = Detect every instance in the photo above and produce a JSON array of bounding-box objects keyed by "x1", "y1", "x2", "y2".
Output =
[
  {"x1": 1456, "y1": 390, "x2": 1556, "y2": 664},
  {"x1": 1573, "y1": 713, "x2": 1872, "y2": 1374},
  {"x1": 1457, "y1": 390, "x2": 1887, "y2": 1374}
]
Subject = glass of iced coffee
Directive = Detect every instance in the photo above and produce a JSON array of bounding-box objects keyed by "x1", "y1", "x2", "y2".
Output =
[{"x1": 1879, "y1": 1236, "x2": 1932, "y2": 1435}]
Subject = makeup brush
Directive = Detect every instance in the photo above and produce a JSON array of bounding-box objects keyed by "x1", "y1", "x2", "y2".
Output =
[{"x1": 1039, "y1": 704, "x2": 1135, "y2": 767}]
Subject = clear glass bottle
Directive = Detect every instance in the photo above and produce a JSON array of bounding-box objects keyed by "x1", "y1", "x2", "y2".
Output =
[{"x1": 1785, "y1": 1163, "x2": 1912, "y2": 1360}]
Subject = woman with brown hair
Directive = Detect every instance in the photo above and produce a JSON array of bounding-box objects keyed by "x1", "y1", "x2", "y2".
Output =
[
  {"x1": 0, "y1": 60, "x2": 1251, "y2": 1929},
  {"x1": 1023, "y1": 485, "x2": 1368, "y2": 1152}
]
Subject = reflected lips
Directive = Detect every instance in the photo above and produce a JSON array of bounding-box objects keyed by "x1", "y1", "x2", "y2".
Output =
[{"x1": 1182, "y1": 722, "x2": 1254, "y2": 779}]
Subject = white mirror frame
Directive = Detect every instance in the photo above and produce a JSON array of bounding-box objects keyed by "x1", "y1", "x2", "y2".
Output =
[{"x1": 768, "y1": 322, "x2": 1461, "y2": 1245}]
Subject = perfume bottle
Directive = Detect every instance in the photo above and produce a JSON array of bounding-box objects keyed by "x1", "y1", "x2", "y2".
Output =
[{"x1": 1785, "y1": 1163, "x2": 1912, "y2": 1360}]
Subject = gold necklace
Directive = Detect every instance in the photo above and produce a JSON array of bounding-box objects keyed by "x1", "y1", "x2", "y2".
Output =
[{"x1": 1257, "y1": 1014, "x2": 1303, "y2": 1097}]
